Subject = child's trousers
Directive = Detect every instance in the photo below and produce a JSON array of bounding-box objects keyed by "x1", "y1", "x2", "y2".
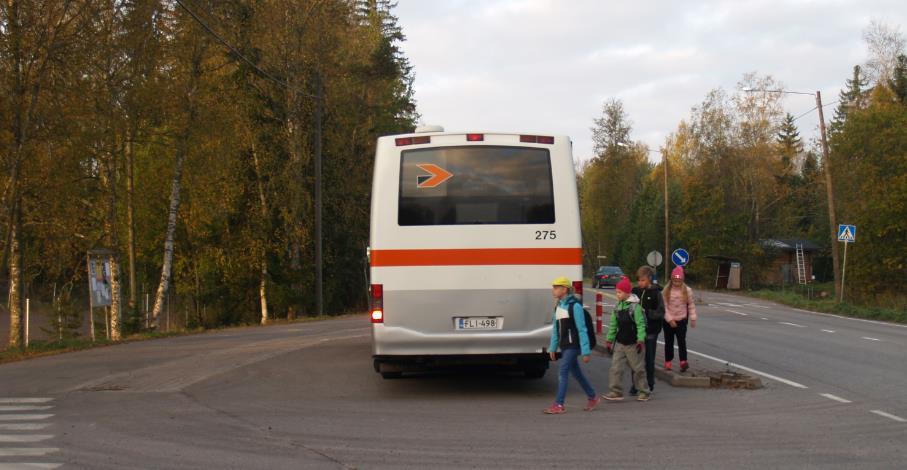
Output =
[{"x1": 609, "y1": 342, "x2": 650, "y2": 395}]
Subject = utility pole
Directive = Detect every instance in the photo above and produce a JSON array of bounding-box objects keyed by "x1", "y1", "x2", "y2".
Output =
[
  {"x1": 663, "y1": 150, "x2": 670, "y2": 283},
  {"x1": 314, "y1": 72, "x2": 324, "y2": 317},
  {"x1": 815, "y1": 91, "x2": 841, "y2": 301}
]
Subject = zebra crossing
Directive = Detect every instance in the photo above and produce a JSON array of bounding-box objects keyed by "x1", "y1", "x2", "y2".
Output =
[{"x1": 0, "y1": 398, "x2": 59, "y2": 470}]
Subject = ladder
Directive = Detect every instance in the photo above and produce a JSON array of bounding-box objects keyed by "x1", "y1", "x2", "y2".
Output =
[{"x1": 795, "y1": 243, "x2": 807, "y2": 285}]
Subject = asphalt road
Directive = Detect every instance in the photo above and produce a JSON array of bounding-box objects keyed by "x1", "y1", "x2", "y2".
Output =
[{"x1": 0, "y1": 291, "x2": 905, "y2": 469}]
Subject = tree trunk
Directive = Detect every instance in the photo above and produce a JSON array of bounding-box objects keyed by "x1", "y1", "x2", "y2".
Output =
[
  {"x1": 7, "y1": 203, "x2": 22, "y2": 349},
  {"x1": 150, "y1": 144, "x2": 186, "y2": 328},
  {"x1": 251, "y1": 141, "x2": 269, "y2": 325},
  {"x1": 126, "y1": 132, "x2": 137, "y2": 317}
]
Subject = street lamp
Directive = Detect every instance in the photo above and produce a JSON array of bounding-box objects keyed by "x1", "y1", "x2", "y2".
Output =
[
  {"x1": 618, "y1": 142, "x2": 670, "y2": 282},
  {"x1": 742, "y1": 87, "x2": 841, "y2": 301}
]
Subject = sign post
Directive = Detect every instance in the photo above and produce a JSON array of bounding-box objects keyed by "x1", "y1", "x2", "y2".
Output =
[
  {"x1": 837, "y1": 224, "x2": 856, "y2": 303},
  {"x1": 87, "y1": 250, "x2": 114, "y2": 341}
]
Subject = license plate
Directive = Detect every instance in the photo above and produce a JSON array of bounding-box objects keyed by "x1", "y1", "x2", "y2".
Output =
[{"x1": 455, "y1": 317, "x2": 503, "y2": 330}]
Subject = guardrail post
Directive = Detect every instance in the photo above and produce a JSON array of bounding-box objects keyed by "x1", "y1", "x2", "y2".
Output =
[{"x1": 595, "y1": 293, "x2": 603, "y2": 334}]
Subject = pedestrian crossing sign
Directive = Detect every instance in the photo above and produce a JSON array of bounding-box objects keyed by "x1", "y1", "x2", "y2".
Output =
[{"x1": 837, "y1": 224, "x2": 856, "y2": 243}]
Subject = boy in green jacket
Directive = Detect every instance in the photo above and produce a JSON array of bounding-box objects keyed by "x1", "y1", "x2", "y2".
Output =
[{"x1": 602, "y1": 276, "x2": 651, "y2": 402}]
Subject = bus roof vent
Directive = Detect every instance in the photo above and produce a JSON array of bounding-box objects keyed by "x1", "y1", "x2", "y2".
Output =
[{"x1": 415, "y1": 125, "x2": 444, "y2": 133}]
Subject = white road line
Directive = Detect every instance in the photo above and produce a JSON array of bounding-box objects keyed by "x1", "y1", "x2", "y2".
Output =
[
  {"x1": 0, "y1": 448, "x2": 59, "y2": 457},
  {"x1": 779, "y1": 322, "x2": 806, "y2": 328},
  {"x1": 869, "y1": 410, "x2": 906, "y2": 423},
  {"x1": 0, "y1": 415, "x2": 53, "y2": 422},
  {"x1": 725, "y1": 309, "x2": 748, "y2": 316},
  {"x1": 819, "y1": 393, "x2": 852, "y2": 404},
  {"x1": 761, "y1": 317, "x2": 769, "y2": 320},
  {"x1": 792, "y1": 308, "x2": 907, "y2": 329},
  {"x1": 0, "y1": 423, "x2": 51, "y2": 431},
  {"x1": 657, "y1": 341, "x2": 808, "y2": 389},
  {"x1": 0, "y1": 406, "x2": 53, "y2": 412},
  {"x1": 0, "y1": 434, "x2": 54, "y2": 443},
  {"x1": 0, "y1": 464, "x2": 62, "y2": 470},
  {"x1": 0, "y1": 399, "x2": 53, "y2": 405},
  {"x1": 745, "y1": 304, "x2": 771, "y2": 309},
  {"x1": 821, "y1": 329, "x2": 836, "y2": 333},
  {"x1": 862, "y1": 337, "x2": 881, "y2": 342},
  {"x1": 716, "y1": 302, "x2": 744, "y2": 307}
]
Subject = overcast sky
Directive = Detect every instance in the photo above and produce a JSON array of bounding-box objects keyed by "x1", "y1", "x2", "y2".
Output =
[{"x1": 395, "y1": 0, "x2": 906, "y2": 162}]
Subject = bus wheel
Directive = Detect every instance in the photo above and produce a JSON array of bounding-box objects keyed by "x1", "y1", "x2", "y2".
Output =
[
  {"x1": 524, "y1": 368, "x2": 547, "y2": 379},
  {"x1": 381, "y1": 371, "x2": 403, "y2": 379}
]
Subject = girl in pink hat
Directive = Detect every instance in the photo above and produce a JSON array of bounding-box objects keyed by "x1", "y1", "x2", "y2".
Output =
[{"x1": 662, "y1": 266, "x2": 697, "y2": 372}]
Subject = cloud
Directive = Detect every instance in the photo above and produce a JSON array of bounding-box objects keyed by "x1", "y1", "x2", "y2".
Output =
[{"x1": 395, "y1": 0, "x2": 907, "y2": 162}]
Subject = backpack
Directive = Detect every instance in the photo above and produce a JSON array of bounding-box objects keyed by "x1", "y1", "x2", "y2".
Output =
[{"x1": 564, "y1": 296, "x2": 597, "y2": 349}]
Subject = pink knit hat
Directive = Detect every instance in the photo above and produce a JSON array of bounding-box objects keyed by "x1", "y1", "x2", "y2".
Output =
[
  {"x1": 616, "y1": 276, "x2": 632, "y2": 294},
  {"x1": 672, "y1": 266, "x2": 685, "y2": 280}
]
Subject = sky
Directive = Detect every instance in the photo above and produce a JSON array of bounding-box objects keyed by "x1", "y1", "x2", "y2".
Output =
[{"x1": 394, "y1": 0, "x2": 907, "y2": 162}]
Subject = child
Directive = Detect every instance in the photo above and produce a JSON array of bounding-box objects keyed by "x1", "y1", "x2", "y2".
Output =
[
  {"x1": 631, "y1": 265, "x2": 664, "y2": 394},
  {"x1": 663, "y1": 266, "x2": 697, "y2": 372},
  {"x1": 602, "y1": 276, "x2": 650, "y2": 402},
  {"x1": 543, "y1": 276, "x2": 599, "y2": 414}
]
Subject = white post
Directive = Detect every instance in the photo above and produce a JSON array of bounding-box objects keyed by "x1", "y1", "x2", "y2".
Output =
[
  {"x1": 25, "y1": 298, "x2": 30, "y2": 348},
  {"x1": 840, "y1": 241, "x2": 848, "y2": 303}
]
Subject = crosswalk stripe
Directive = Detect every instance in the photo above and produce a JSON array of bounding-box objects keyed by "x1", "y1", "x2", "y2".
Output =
[
  {"x1": 0, "y1": 464, "x2": 63, "y2": 470},
  {"x1": 0, "y1": 435, "x2": 54, "y2": 443},
  {"x1": 0, "y1": 448, "x2": 59, "y2": 457},
  {"x1": 0, "y1": 424, "x2": 51, "y2": 431},
  {"x1": 0, "y1": 415, "x2": 53, "y2": 422},
  {"x1": 0, "y1": 399, "x2": 53, "y2": 405},
  {"x1": 0, "y1": 406, "x2": 53, "y2": 412}
]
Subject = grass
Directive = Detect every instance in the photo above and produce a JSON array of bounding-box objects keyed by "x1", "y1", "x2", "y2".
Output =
[
  {"x1": 0, "y1": 312, "x2": 367, "y2": 365},
  {"x1": 744, "y1": 285, "x2": 907, "y2": 324}
]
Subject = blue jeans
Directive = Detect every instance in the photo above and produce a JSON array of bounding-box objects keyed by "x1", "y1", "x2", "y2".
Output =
[{"x1": 555, "y1": 347, "x2": 596, "y2": 405}]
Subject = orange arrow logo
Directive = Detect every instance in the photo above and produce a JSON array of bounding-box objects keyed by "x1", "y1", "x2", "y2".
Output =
[{"x1": 416, "y1": 163, "x2": 453, "y2": 188}]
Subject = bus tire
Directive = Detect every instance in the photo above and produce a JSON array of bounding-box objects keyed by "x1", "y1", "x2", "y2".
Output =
[
  {"x1": 524, "y1": 367, "x2": 547, "y2": 379},
  {"x1": 381, "y1": 371, "x2": 403, "y2": 379}
]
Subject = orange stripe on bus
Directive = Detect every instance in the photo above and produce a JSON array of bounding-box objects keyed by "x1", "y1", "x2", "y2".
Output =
[{"x1": 370, "y1": 248, "x2": 583, "y2": 267}]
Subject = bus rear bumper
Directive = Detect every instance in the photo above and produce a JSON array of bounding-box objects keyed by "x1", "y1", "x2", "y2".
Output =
[{"x1": 372, "y1": 323, "x2": 552, "y2": 357}]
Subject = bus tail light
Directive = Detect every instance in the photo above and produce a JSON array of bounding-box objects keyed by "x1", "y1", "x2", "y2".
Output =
[
  {"x1": 572, "y1": 280, "x2": 583, "y2": 301},
  {"x1": 466, "y1": 133, "x2": 484, "y2": 142},
  {"x1": 520, "y1": 135, "x2": 555, "y2": 144},
  {"x1": 370, "y1": 284, "x2": 384, "y2": 323},
  {"x1": 395, "y1": 136, "x2": 430, "y2": 146}
]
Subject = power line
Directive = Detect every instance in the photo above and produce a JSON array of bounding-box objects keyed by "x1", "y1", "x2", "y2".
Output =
[
  {"x1": 793, "y1": 100, "x2": 839, "y2": 122},
  {"x1": 173, "y1": 0, "x2": 317, "y2": 99}
]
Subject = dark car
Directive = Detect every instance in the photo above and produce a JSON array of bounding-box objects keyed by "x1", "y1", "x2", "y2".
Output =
[{"x1": 594, "y1": 266, "x2": 624, "y2": 288}]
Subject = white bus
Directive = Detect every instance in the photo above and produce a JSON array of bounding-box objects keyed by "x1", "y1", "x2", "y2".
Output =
[{"x1": 368, "y1": 128, "x2": 583, "y2": 378}]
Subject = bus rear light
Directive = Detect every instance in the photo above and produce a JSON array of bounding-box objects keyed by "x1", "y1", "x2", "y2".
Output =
[
  {"x1": 572, "y1": 280, "x2": 583, "y2": 301},
  {"x1": 370, "y1": 284, "x2": 384, "y2": 323},
  {"x1": 395, "y1": 136, "x2": 431, "y2": 146},
  {"x1": 519, "y1": 135, "x2": 555, "y2": 144},
  {"x1": 466, "y1": 133, "x2": 484, "y2": 142}
]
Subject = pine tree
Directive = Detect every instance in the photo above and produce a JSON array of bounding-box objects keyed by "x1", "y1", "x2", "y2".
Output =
[
  {"x1": 890, "y1": 54, "x2": 907, "y2": 104},
  {"x1": 776, "y1": 113, "x2": 802, "y2": 175},
  {"x1": 831, "y1": 65, "x2": 868, "y2": 134}
]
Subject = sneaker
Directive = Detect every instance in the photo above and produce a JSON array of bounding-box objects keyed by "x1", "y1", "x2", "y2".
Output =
[
  {"x1": 664, "y1": 360, "x2": 673, "y2": 371},
  {"x1": 543, "y1": 403, "x2": 566, "y2": 414},
  {"x1": 629, "y1": 387, "x2": 639, "y2": 396},
  {"x1": 637, "y1": 392, "x2": 651, "y2": 402},
  {"x1": 680, "y1": 360, "x2": 689, "y2": 372},
  {"x1": 584, "y1": 396, "x2": 601, "y2": 411},
  {"x1": 649, "y1": 383, "x2": 655, "y2": 392},
  {"x1": 601, "y1": 392, "x2": 624, "y2": 401}
]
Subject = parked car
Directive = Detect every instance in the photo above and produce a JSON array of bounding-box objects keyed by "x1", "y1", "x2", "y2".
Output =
[{"x1": 594, "y1": 266, "x2": 624, "y2": 288}]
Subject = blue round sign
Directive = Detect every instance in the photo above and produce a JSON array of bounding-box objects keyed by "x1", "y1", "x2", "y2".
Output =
[{"x1": 671, "y1": 248, "x2": 690, "y2": 267}]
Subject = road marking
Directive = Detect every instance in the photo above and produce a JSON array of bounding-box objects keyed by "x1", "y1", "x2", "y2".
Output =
[
  {"x1": 861, "y1": 337, "x2": 881, "y2": 341},
  {"x1": 0, "y1": 415, "x2": 53, "y2": 422},
  {"x1": 0, "y1": 406, "x2": 52, "y2": 412},
  {"x1": 744, "y1": 304, "x2": 771, "y2": 309},
  {"x1": 0, "y1": 464, "x2": 62, "y2": 470},
  {"x1": 0, "y1": 448, "x2": 59, "y2": 457},
  {"x1": 761, "y1": 317, "x2": 769, "y2": 320},
  {"x1": 0, "y1": 424, "x2": 51, "y2": 431},
  {"x1": 657, "y1": 341, "x2": 808, "y2": 389},
  {"x1": 821, "y1": 329, "x2": 836, "y2": 333},
  {"x1": 725, "y1": 309, "x2": 748, "y2": 316},
  {"x1": 869, "y1": 410, "x2": 906, "y2": 423},
  {"x1": 819, "y1": 393, "x2": 852, "y2": 404},
  {"x1": 716, "y1": 302, "x2": 744, "y2": 307},
  {"x1": 0, "y1": 399, "x2": 53, "y2": 405},
  {"x1": 792, "y1": 308, "x2": 907, "y2": 328},
  {"x1": 779, "y1": 322, "x2": 806, "y2": 328},
  {"x1": 0, "y1": 435, "x2": 54, "y2": 443}
]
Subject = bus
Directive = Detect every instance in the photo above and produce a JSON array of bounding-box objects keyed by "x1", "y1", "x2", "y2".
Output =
[{"x1": 368, "y1": 128, "x2": 583, "y2": 378}]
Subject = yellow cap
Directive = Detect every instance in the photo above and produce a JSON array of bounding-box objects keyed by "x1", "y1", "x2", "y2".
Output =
[{"x1": 551, "y1": 276, "x2": 571, "y2": 287}]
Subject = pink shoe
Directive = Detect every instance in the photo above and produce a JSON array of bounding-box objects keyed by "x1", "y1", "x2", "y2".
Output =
[
  {"x1": 680, "y1": 360, "x2": 689, "y2": 372},
  {"x1": 543, "y1": 403, "x2": 566, "y2": 414},
  {"x1": 664, "y1": 360, "x2": 673, "y2": 371},
  {"x1": 584, "y1": 396, "x2": 601, "y2": 411}
]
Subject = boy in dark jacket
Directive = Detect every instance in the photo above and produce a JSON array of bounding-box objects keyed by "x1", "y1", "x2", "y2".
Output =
[
  {"x1": 631, "y1": 265, "x2": 665, "y2": 394},
  {"x1": 602, "y1": 276, "x2": 650, "y2": 402}
]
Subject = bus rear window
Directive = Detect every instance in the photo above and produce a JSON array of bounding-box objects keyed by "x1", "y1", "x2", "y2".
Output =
[{"x1": 398, "y1": 146, "x2": 554, "y2": 225}]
